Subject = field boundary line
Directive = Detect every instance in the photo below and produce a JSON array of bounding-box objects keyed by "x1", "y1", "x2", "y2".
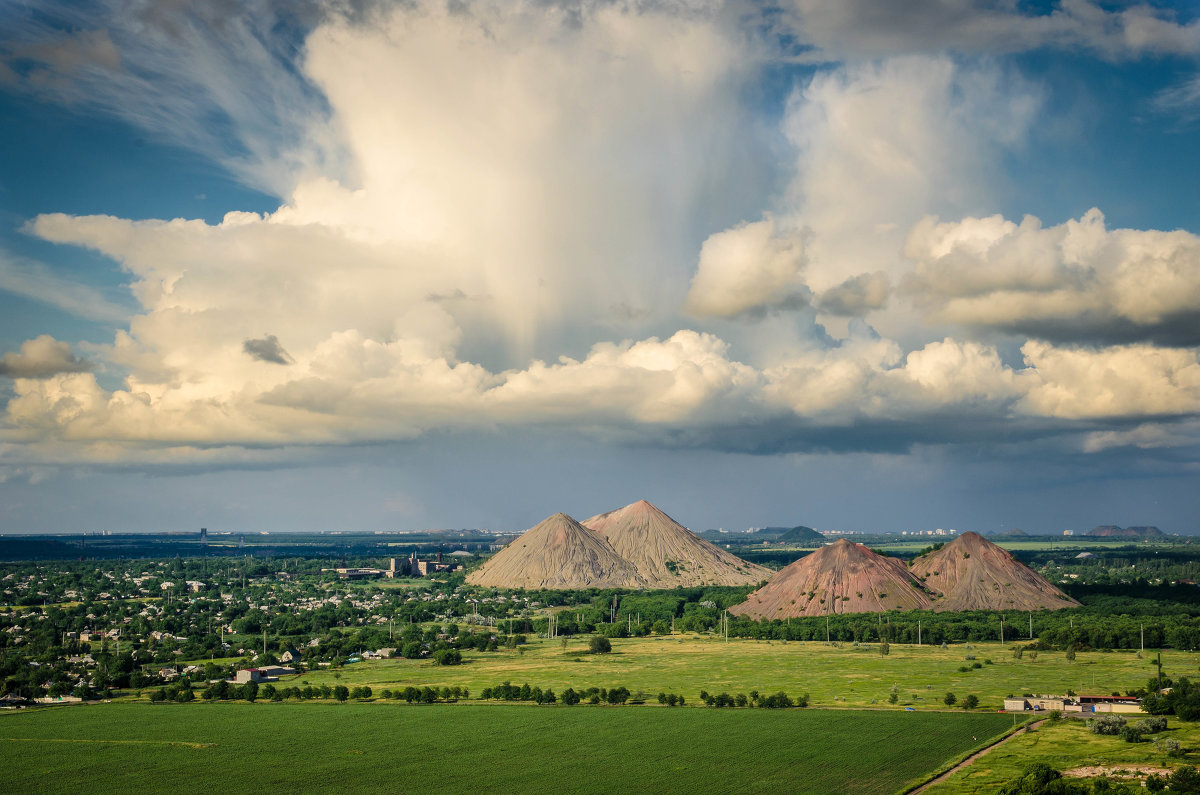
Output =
[
  {"x1": 901, "y1": 718, "x2": 1042, "y2": 794},
  {"x1": 0, "y1": 737, "x2": 214, "y2": 748}
]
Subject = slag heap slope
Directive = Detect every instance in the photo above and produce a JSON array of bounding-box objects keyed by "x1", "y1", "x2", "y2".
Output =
[
  {"x1": 729, "y1": 539, "x2": 933, "y2": 618},
  {"x1": 581, "y1": 500, "x2": 770, "y2": 587},
  {"x1": 1087, "y1": 525, "x2": 1165, "y2": 539},
  {"x1": 909, "y1": 531, "x2": 1080, "y2": 612},
  {"x1": 465, "y1": 512, "x2": 646, "y2": 589}
]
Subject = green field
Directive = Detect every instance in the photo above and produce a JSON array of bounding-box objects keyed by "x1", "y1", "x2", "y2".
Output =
[
  {"x1": 928, "y1": 716, "x2": 1200, "y2": 793},
  {"x1": 0, "y1": 703, "x2": 1013, "y2": 794},
  {"x1": 276, "y1": 635, "x2": 1182, "y2": 710}
]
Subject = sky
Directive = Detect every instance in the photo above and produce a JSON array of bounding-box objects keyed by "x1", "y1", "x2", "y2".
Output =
[{"x1": 1, "y1": 0, "x2": 1199, "y2": 535}]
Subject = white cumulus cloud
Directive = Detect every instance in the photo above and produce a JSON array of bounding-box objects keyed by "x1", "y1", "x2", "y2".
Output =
[{"x1": 903, "y1": 208, "x2": 1200, "y2": 345}]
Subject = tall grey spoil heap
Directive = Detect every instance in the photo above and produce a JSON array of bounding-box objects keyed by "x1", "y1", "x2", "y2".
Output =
[
  {"x1": 730, "y1": 539, "x2": 934, "y2": 618},
  {"x1": 465, "y1": 512, "x2": 646, "y2": 589},
  {"x1": 580, "y1": 501, "x2": 768, "y2": 588},
  {"x1": 909, "y1": 531, "x2": 1079, "y2": 612},
  {"x1": 581, "y1": 499, "x2": 770, "y2": 587}
]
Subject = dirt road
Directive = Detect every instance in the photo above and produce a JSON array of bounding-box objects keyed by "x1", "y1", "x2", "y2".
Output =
[{"x1": 908, "y1": 719, "x2": 1045, "y2": 793}]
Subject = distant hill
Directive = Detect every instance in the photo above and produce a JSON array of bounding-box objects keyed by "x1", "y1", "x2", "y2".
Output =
[
  {"x1": 1087, "y1": 525, "x2": 1166, "y2": 539},
  {"x1": 581, "y1": 500, "x2": 769, "y2": 587},
  {"x1": 775, "y1": 526, "x2": 824, "y2": 544}
]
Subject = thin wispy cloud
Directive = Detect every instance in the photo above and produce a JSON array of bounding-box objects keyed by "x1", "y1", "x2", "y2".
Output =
[
  {"x1": 0, "y1": 0, "x2": 342, "y2": 196},
  {"x1": 0, "y1": 250, "x2": 131, "y2": 324}
]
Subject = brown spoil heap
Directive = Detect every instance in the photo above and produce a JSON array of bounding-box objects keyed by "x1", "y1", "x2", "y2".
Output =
[
  {"x1": 729, "y1": 538, "x2": 934, "y2": 619},
  {"x1": 465, "y1": 512, "x2": 646, "y2": 589},
  {"x1": 909, "y1": 531, "x2": 1080, "y2": 612},
  {"x1": 581, "y1": 499, "x2": 770, "y2": 587}
]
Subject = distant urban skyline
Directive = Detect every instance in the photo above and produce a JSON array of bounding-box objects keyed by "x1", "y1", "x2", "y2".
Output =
[{"x1": 2, "y1": 2, "x2": 1198, "y2": 534}]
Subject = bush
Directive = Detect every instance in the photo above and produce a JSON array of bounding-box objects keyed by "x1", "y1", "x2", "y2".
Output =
[
  {"x1": 589, "y1": 636, "x2": 612, "y2": 655},
  {"x1": 1118, "y1": 724, "x2": 1143, "y2": 743},
  {"x1": 1170, "y1": 767, "x2": 1200, "y2": 792},
  {"x1": 1087, "y1": 714, "x2": 1127, "y2": 735},
  {"x1": 1135, "y1": 716, "x2": 1168, "y2": 734},
  {"x1": 962, "y1": 694, "x2": 979, "y2": 710},
  {"x1": 758, "y1": 692, "x2": 794, "y2": 709},
  {"x1": 607, "y1": 686, "x2": 630, "y2": 704},
  {"x1": 998, "y1": 762, "x2": 1062, "y2": 795},
  {"x1": 432, "y1": 648, "x2": 462, "y2": 666},
  {"x1": 944, "y1": 692, "x2": 957, "y2": 707},
  {"x1": 401, "y1": 641, "x2": 424, "y2": 659},
  {"x1": 1155, "y1": 736, "x2": 1183, "y2": 757}
]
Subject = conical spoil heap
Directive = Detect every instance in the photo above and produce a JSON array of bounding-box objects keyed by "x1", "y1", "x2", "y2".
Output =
[
  {"x1": 730, "y1": 538, "x2": 933, "y2": 618},
  {"x1": 582, "y1": 499, "x2": 770, "y2": 587},
  {"x1": 909, "y1": 531, "x2": 1080, "y2": 612},
  {"x1": 465, "y1": 512, "x2": 646, "y2": 589}
]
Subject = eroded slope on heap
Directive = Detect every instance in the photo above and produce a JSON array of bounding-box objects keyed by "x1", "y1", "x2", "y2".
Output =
[
  {"x1": 465, "y1": 512, "x2": 646, "y2": 589},
  {"x1": 581, "y1": 500, "x2": 770, "y2": 587},
  {"x1": 729, "y1": 539, "x2": 933, "y2": 618},
  {"x1": 909, "y1": 532, "x2": 1079, "y2": 612}
]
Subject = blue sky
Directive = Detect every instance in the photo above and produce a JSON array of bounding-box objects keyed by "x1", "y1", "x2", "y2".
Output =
[{"x1": 1, "y1": 1, "x2": 1199, "y2": 534}]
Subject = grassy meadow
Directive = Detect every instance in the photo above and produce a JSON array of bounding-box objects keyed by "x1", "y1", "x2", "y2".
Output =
[
  {"x1": 274, "y1": 634, "x2": 1185, "y2": 709},
  {"x1": 927, "y1": 715, "x2": 1200, "y2": 793},
  {"x1": 0, "y1": 702, "x2": 1013, "y2": 794}
]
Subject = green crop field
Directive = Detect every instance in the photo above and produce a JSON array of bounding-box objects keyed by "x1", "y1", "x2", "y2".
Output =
[
  {"x1": 269, "y1": 635, "x2": 1184, "y2": 711},
  {"x1": 0, "y1": 702, "x2": 1013, "y2": 794}
]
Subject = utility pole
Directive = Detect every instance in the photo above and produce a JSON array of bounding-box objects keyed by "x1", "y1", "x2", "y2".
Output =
[
  {"x1": 1000, "y1": 616, "x2": 1004, "y2": 643},
  {"x1": 826, "y1": 615, "x2": 830, "y2": 644},
  {"x1": 918, "y1": 619, "x2": 921, "y2": 647},
  {"x1": 1029, "y1": 612, "x2": 1033, "y2": 640},
  {"x1": 1141, "y1": 624, "x2": 1145, "y2": 655}
]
